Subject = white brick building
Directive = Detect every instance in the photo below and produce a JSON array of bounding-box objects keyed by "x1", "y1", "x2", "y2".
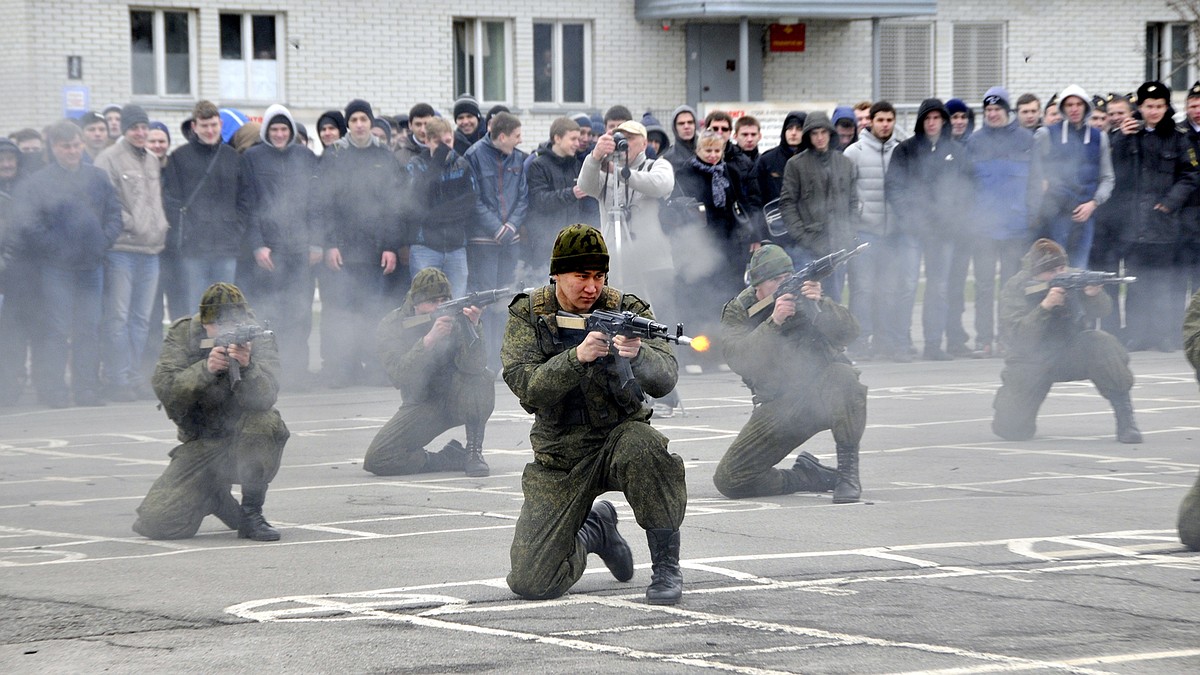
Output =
[{"x1": 0, "y1": 0, "x2": 1192, "y2": 149}]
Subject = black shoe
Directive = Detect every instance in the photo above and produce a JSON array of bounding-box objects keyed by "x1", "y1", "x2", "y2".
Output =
[
  {"x1": 427, "y1": 440, "x2": 468, "y2": 472},
  {"x1": 238, "y1": 485, "x2": 280, "y2": 541},
  {"x1": 645, "y1": 528, "x2": 683, "y2": 605},
  {"x1": 791, "y1": 451, "x2": 839, "y2": 492},
  {"x1": 464, "y1": 450, "x2": 490, "y2": 477},
  {"x1": 832, "y1": 444, "x2": 861, "y2": 504},
  {"x1": 577, "y1": 500, "x2": 634, "y2": 582},
  {"x1": 923, "y1": 347, "x2": 952, "y2": 361},
  {"x1": 1110, "y1": 393, "x2": 1143, "y2": 444}
]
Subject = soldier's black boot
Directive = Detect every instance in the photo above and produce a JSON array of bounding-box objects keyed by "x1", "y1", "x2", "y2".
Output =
[
  {"x1": 1110, "y1": 393, "x2": 1143, "y2": 444},
  {"x1": 645, "y1": 528, "x2": 683, "y2": 605},
  {"x1": 790, "y1": 451, "x2": 840, "y2": 492},
  {"x1": 213, "y1": 490, "x2": 241, "y2": 530},
  {"x1": 576, "y1": 500, "x2": 634, "y2": 582},
  {"x1": 832, "y1": 445, "x2": 861, "y2": 504},
  {"x1": 238, "y1": 484, "x2": 280, "y2": 541},
  {"x1": 463, "y1": 423, "x2": 490, "y2": 477},
  {"x1": 426, "y1": 440, "x2": 468, "y2": 472}
]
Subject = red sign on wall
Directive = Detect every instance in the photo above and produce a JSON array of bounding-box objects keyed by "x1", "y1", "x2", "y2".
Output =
[{"x1": 769, "y1": 23, "x2": 806, "y2": 52}]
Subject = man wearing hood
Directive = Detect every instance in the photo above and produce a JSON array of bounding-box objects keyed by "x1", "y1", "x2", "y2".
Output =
[
  {"x1": 1112, "y1": 81, "x2": 1200, "y2": 352},
  {"x1": 242, "y1": 104, "x2": 320, "y2": 388},
  {"x1": 777, "y1": 111, "x2": 859, "y2": 303},
  {"x1": 886, "y1": 98, "x2": 971, "y2": 361},
  {"x1": 1034, "y1": 85, "x2": 1114, "y2": 268},
  {"x1": 661, "y1": 105, "x2": 698, "y2": 172},
  {"x1": 752, "y1": 111, "x2": 806, "y2": 206},
  {"x1": 963, "y1": 87, "x2": 1038, "y2": 359},
  {"x1": 993, "y1": 239, "x2": 1140, "y2": 444},
  {"x1": 95, "y1": 104, "x2": 170, "y2": 401},
  {"x1": 643, "y1": 112, "x2": 671, "y2": 159},
  {"x1": 843, "y1": 101, "x2": 901, "y2": 360},
  {"x1": 162, "y1": 101, "x2": 250, "y2": 315},
  {"x1": 831, "y1": 105, "x2": 858, "y2": 150},
  {"x1": 453, "y1": 94, "x2": 485, "y2": 155},
  {"x1": 314, "y1": 98, "x2": 406, "y2": 388},
  {"x1": 316, "y1": 110, "x2": 346, "y2": 150}
]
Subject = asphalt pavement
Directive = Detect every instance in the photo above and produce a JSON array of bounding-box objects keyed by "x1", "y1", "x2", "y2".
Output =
[{"x1": 1, "y1": 349, "x2": 1198, "y2": 674}]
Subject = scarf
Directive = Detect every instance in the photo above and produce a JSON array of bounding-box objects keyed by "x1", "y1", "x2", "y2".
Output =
[{"x1": 689, "y1": 156, "x2": 729, "y2": 208}]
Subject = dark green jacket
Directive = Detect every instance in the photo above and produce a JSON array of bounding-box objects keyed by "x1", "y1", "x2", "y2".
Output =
[
  {"x1": 998, "y1": 265, "x2": 1112, "y2": 360},
  {"x1": 376, "y1": 300, "x2": 487, "y2": 404}
]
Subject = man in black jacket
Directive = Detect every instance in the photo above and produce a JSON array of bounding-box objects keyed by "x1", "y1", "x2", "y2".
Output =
[
  {"x1": 1111, "y1": 81, "x2": 1200, "y2": 351},
  {"x1": 404, "y1": 117, "x2": 476, "y2": 298},
  {"x1": 525, "y1": 117, "x2": 588, "y2": 280},
  {"x1": 242, "y1": 104, "x2": 320, "y2": 388},
  {"x1": 315, "y1": 99, "x2": 406, "y2": 388},
  {"x1": 162, "y1": 100, "x2": 251, "y2": 307}
]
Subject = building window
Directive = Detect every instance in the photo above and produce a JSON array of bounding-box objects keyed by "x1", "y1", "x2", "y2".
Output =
[
  {"x1": 130, "y1": 9, "x2": 195, "y2": 97},
  {"x1": 876, "y1": 21, "x2": 933, "y2": 104},
  {"x1": 454, "y1": 18, "x2": 512, "y2": 104},
  {"x1": 220, "y1": 13, "x2": 284, "y2": 101},
  {"x1": 533, "y1": 21, "x2": 591, "y2": 105},
  {"x1": 1147, "y1": 23, "x2": 1192, "y2": 92},
  {"x1": 953, "y1": 23, "x2": 1005, "y2": 103}
]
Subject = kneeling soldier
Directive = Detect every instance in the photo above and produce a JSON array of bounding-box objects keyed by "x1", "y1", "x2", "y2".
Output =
[
  {"x1": 715, "y1": 244, "x2": 866, "y2": 503},
  {"x1": 363, "y1": 268, "x2": 494, "y2": 477},
  {"x1": 134, "y1": 283, "x2": 288, "y2": 541},
  {"x1": 992, "y1": 239, "x2": 1141, "y2": 443},
  {"x1": 1179, "y1": 289, "x2": 1200, "y2": 550},
  {"x1": 502, "y1": 224, "x2": 687, "y2": 605}
]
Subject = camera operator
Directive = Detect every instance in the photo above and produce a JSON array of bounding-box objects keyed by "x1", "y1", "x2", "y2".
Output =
[{"x1": 578, "y1": 120, "x2": 675, "y2": 304}]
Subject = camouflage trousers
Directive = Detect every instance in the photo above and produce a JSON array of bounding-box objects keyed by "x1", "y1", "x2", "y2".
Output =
[
  {"x1": 714, "y1": 362, "x2": 867, "y2": 499},
  {"x1": 133, "y1": 410, "x2": 288, "y2": 540},
  {"x1": 507, "y1": 420, "x2": 687, "y2": 600},
  {"x1": 992, "y1": 330, "x2": 1134, "y2": 441},
  {"x1": 1181, "y1": 470, "x2": 1200, "y2": 551},
  {"x1": 363, "y1": 371, "x2": 496, "y2": 476}
]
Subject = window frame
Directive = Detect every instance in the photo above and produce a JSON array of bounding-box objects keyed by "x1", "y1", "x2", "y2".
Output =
[
  {"x1": 130, "y1": 7, "x2": 198, "y2": 100},
  {"x1": 874, "y1": 20, "x2": 934, "y2": 104},
  {"x1": 1146, "y1": 22, "x2": 1194, "y2": 92},
  {"x1": 453, "y1": 17, "x2": 514, "y2": 106},
  {"x1": 218, "y1": 11, "x2": 286, "y2": 103},
  {"x1": 532, "y1": 20, "x2": 592, "y2": 106},
  {"x1": 951, "y1": 21, "x2": 1006, "y2": 104}
]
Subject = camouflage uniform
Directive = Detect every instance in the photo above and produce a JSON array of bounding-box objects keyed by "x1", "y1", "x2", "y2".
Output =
[
  {"x1": 363, "y1": 298, "x2": 494, "y2": 475},
  {"x1": 716, "y1": 286, "x2": 866, "y2": 500},
  {"x1": 501, "y1": 284, "x2": 686, "y2": 599},
  {"x1": 992, "y1": 263, "x2": 1135, "y2": 441},
  {"x1": 133, "y1": 310, "x2": 287, "y2": 540},
  {"x1": 1179, "y1": 290, "x2": 1200, "y2": 550}
]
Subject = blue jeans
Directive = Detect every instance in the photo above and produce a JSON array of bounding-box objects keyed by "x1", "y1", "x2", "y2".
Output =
[
  {"x1": 180, "y1": 256, "x2": 237, "y2": 312},
  {"x1": 102, "y1": 252, "x2": 160, "y2": 387},
  {"x1": 410, "y1": 245, "x2": 469, "y2": 298},
  {"x1": 922, "y1": 237, "x2": 956, "y2": 351},
  {"x1": 846, "y1": 231, "x2": 881, "y2": 349},
  {"x1": 876, "y1": 232, "x2": 921, "y2": 354},
  {"x1": 467, "y1": 243, "x2": 519, "y2": 371},
  {"x1": 36, "y1": 265, "x2": 104, "y2": 397},
  {"x1": 1047, "y1": 214, "x2": 1094, "y2": 269}
]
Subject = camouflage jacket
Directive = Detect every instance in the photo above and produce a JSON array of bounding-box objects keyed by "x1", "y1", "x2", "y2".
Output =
[
  {"x1": 152, "y1": 314, "x2": 281, "y2": 442},
  {"x1": 1185, "y1": 289, "x2": 1200, "y2": 386},
  {"x1": 501, "y1": 285, "x2": 677, "y2": 458},
  {"x1": 376, "y1": 300, "x2": 488, "y2": 403},
  {"x1": 998, "y1": 266, "x2": 1112, "y2": 360},
  {"x1": 721, "y1": 286, "x2": 859, "y2": 401}
]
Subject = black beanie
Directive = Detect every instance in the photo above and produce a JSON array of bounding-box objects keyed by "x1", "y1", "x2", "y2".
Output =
[
  {"x1": 317, "y1": 110, "x2": 347, "y2": 137},
  {"x1": 344, "y1": 99, "x2": 374, "y2": 123},
  {"x1": 453, "y1": 95, "x2": 481, "y2": 119},
  {"x1": 120, "y1": 104, "x2": 149, "y2": 133}
]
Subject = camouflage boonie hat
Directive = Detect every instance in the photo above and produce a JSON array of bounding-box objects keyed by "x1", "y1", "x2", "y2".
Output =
[
  {"x1": 409, "y1": 267, "x2": 452, "y2": 305},
  {"x1": 745, "y1": 243, "x2": 794, "y2": 286},
  {"x1": 550, "y1": 224, "x2": 609, "y2": 275},
  {"x1": 198, "y1": 282, "x2": 248, "y2": 324}
]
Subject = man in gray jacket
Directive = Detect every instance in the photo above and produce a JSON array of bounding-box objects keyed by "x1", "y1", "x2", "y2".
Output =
[
  {"x1": 94, "y1": 104, "x2": 169, "y2": 401},
  {"x1": 842, "y1": 101, "x2": 900, "y2": 360}
]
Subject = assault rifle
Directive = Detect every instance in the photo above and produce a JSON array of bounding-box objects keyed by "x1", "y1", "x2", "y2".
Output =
[
  {"x1": 400, "y1": 287, "x2": 514, "y2": 337},
  {"x1": 748, "y1": 242, "x2": 869, "y2": 318},
  {"x1": 200, "y1": 323, "x2": 274, "y2": 388},
  {"x1": 558, "y1": 309, "x2": 693, "y2": 391},
  {"x1": 1024, "y1": 270, "x2": 1136, "y2": 320}
]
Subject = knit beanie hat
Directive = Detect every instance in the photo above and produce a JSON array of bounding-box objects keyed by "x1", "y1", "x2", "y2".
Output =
[
  {"x1": 453, "y1": 94, "x2": 482, "y2": 119},
  {"x1": 1028, "y1": 238, "x2": 1068, "y2": 275},
  {"x1": 344, "y1": 99, "x2": 374, "y2": 123},
  {"x1": 317, "y1": 110, "x2": 347, "y2": 137},
  {"x1": 982, "y1": 86, "x2": 1011, "y2": 111},
  {"x1": 120, "y1": 104, "x2": 149, "y2": 133},
  {"x1": 745, "y1": 244, "x2": 794, "y2": 286},
  {"x1": 409, "y1": 268, "x2": 452, "y2": 305},
  {"x1": 946, "y1": 98, "x2": 970, "y2": 116},
  {"x1": 550, "y1": 224, "x2": 609, "y2": 275},
  {"x1": 199, "y1": 283, "x2": 248, "y2": 324}
]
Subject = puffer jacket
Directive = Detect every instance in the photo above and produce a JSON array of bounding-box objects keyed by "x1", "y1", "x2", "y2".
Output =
[{"x1": 842, "y1": 128, "x2": 900, "y2": 236}]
